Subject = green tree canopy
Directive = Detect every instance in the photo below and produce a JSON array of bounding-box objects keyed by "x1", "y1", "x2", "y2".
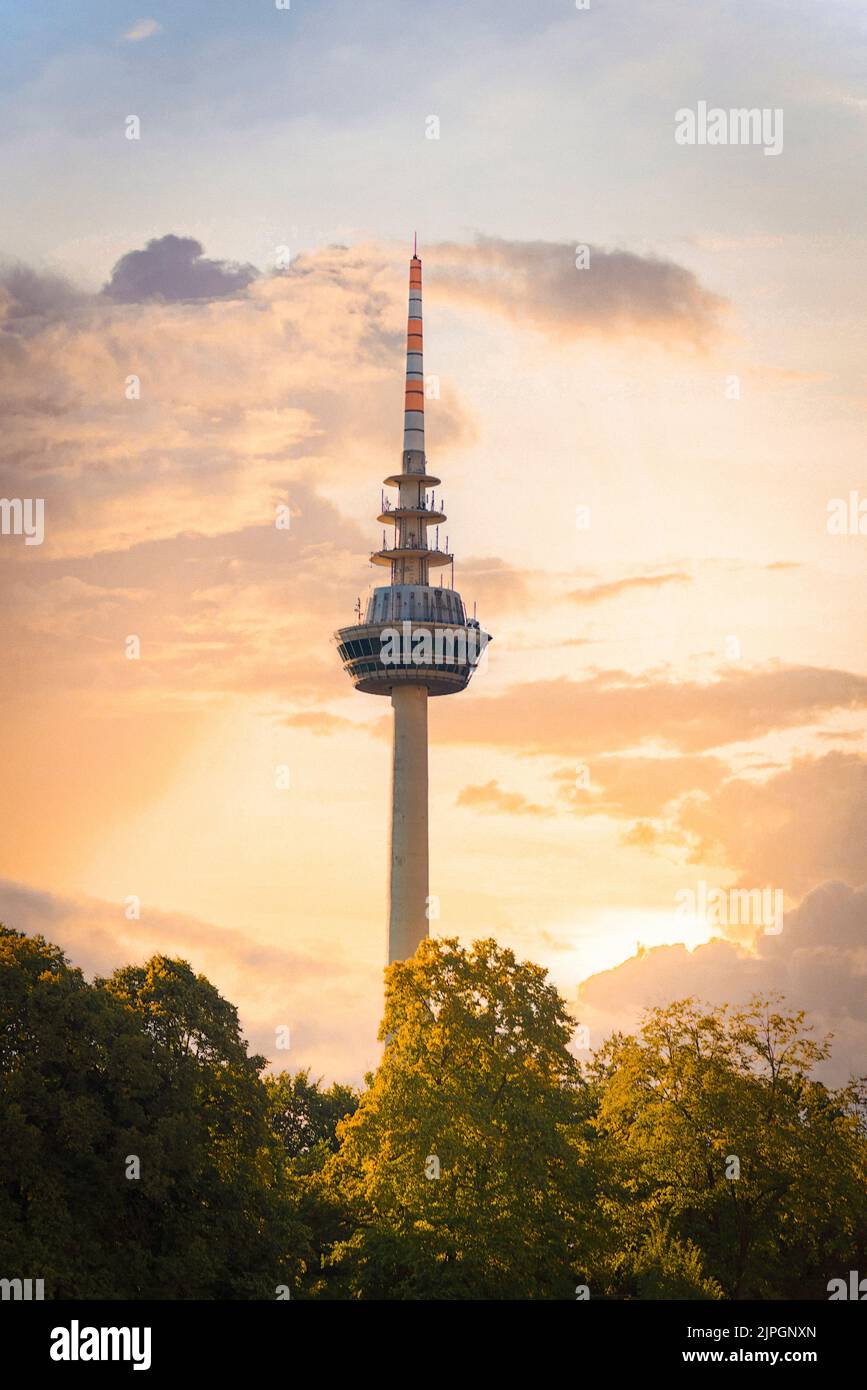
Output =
[
  {"x1": 0, "y1": 929, "x2": 305, "y2": 1298},
  {"x1": 3, "y1": 924, "x2": 866, "y2": 1300},
  {"x1": 323, "y1": 937, "x2": 592, "y2": 1298},
  {"x1": 588, "y1": 996, "x2": 867, "y2": 1298},
  {"x1": 265, "y1": 1069, "x2": 358, "y2": 1164}
]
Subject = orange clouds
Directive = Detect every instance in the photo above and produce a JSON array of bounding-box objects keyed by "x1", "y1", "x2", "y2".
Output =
[
  {"x1": 1, "y1": 232, "x2": 864, "y2": 1091},
  {"x1": 437, "y1": 664, "x2": 867, "y2": 758},
  {"x1": 555, "y1": 752, "x2": 728, "y2": 819},
  {"x1": 568, "y1": 571, "x2": 691, "y2": 606},
  {"x1": 558, "y1": 749, "x2": 867, "y2": 899},
  {"x1": 456, "y1": 556, "x2": 537, "y2": 611},
  {"x1": 456, "y1": 779, "x2": 551, "y2": 817},
  {"x1": 0, "y1": 487, "x2": 363, "y2": 708},
  {"x1": 283, "y1": 710, "x2": 366, "y2": 737},
  {"x1": 455, "y1": 746, "x2": 867, "y2": 905},
  {"x1": 676, "y1": 752, "x2": 867, "y2": 896},
  {"x1": 0, "y1": 242, "x2": 474, "y2": 561},
  {"x1": 575, "y1": 882, "x2": 867, "y2": 1085},
  {"x1": 0, "y1": 240, "x2": 474, "y2": 714},
  {"x1": 0, "y1": 877, "x2": 381, "y2": 1083},
  {"x1": 0, "y1": 239, "x2": 482, "y2": 903},
  {"x1": 443, "y1": 663, "x2": 866, "y2": 913}
]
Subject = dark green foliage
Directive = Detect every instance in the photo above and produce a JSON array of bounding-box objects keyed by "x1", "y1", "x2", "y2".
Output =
[
  {"x1": 2, "y1": 925, "x2": 866, "y2": 1299},
  {"x1": 0, "y1": 929, "x2": 304, "y2": 1298},
  {"x1": 265, "y1": 1069, "x2": 359, "y2": 1165}
]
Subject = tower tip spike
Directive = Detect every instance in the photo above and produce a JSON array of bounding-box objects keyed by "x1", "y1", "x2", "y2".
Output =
[{"x1": 413, "y1": 230, "x2": 417, "y2": 258}]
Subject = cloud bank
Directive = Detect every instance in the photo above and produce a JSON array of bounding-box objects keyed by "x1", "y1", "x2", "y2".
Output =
[
  {"x1": 0, "y1": 878, "x2": 381, "y2": 1083},
  {"x1": 439, "y1": 665, "x2": 867, "y2": 757},
  {"x1": 575, "y1": 881, "x2": 867, "y2": 1085},
  {"x1": 432, "y1": 236, "x2": 726, "y2": 346}
]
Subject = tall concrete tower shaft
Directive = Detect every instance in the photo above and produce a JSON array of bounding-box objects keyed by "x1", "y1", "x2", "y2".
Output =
[
  {"x1": 335, "y1": 241, "x2": 491, "y2": 964},
  {"x1": 388, "y1": 682, "x2": 429, "y2": 962}
]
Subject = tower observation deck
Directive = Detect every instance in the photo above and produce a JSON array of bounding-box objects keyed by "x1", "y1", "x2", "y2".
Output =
[{"x1": 334, "y1": 239, "x2": 491, "y2": 964}]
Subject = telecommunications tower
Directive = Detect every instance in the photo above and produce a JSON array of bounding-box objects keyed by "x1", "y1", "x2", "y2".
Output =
[{"x1": 335, "y1": 240, "x2": 491, "y2": 963}]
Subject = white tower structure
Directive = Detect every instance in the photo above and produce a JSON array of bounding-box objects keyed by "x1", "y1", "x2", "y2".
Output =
[{"x1": 335, "y1": 240, "x2": 491, "y2": 964}]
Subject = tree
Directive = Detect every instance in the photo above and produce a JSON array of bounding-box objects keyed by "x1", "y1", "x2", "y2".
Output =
[
  {"x1": 99, "y1": 955, "x2": 305, "y2": 1298},
  {"x1": 629, "y1": 1219, "x2": 724, "y2": 1300},
  {"x1": 322, "y1": 937, "x2": 592, "y2": 1298},
  {"x1": 0, "y1": 929, "x2": 307, "y2": 1298},
  {"x1": 265, "y1": 1069, "x2": 359, "y2": 1165},
  {"x1": 587, "y1": 996, "x2": 867, "y2": 1298},
  {"x1": 0, "y1": 927, "x2": 170, "y2": 1296},
  {"x1": 264, "y1": 1070, "x2": 361, "y2": 1297},
  {"x1": 5, "y1": 921, "x2": 866, "y2": 1301}
]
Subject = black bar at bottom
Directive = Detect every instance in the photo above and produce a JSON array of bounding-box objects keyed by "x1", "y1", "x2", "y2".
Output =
[{"x1": 2, "y1": 1297, "x2": 861, "y2": 1376}]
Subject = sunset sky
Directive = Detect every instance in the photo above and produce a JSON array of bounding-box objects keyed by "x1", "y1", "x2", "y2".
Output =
[{"x1": 1, "y1": 0, "x2": 865, "y2": 1082}]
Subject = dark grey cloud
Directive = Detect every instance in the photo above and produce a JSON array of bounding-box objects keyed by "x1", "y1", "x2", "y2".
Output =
[
  {"x1": 432, "y1": 236, "x2": 726, "y2": 345},
  {"x1": 102, "y1": 234, "x2": 258, "y2": 303},
  {"x1": 0, "y1": 264, "x2": 85, "y2": 331}
]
